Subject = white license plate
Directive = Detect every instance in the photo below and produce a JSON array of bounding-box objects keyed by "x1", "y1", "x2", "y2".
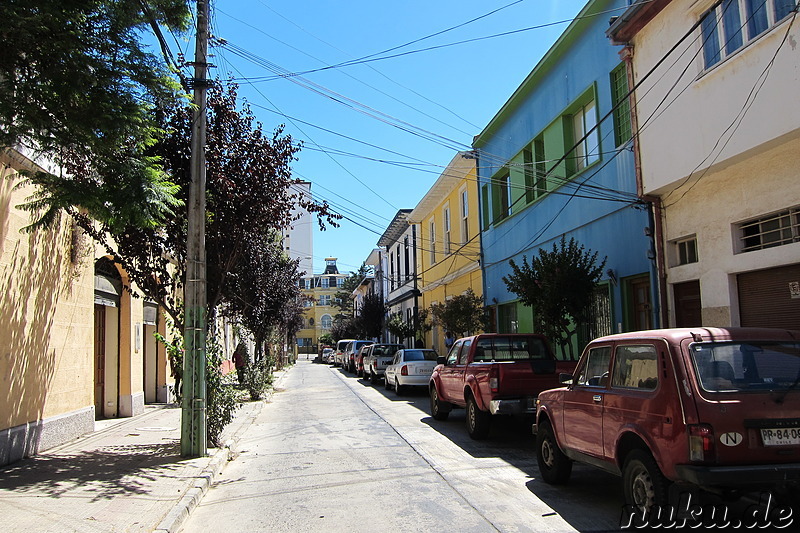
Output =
[{"x1": 761, "y1": 428, "x2": 800, "y2": 446}]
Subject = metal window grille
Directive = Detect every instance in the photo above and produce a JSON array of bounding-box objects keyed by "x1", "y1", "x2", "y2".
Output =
[{"x1": 739, "y1": 208, "x2": 800, "y2": 252}]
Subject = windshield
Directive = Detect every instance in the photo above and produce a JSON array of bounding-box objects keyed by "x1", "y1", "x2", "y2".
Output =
[
  {"x1": 690, "y1": 341, "x2": 800, "y2": 392},
  {"x1": 474, "y1": 336, "x2": 548, "y2": 362},
  {"x1": 403, "y1": 350, "x2": 438, "y2": 361}
]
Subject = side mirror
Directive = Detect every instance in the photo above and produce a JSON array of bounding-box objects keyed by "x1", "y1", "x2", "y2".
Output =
[
  {"x1": 559, "y1": 373, "x2": 574, "y2": 385},
  {"x1": 437, "y1": 356, "x2": 447, "y2": 365}
]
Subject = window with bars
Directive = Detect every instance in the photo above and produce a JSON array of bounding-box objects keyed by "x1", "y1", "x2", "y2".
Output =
[
  {"x1": 701, "y1": 0, "x2": 796, "y2": 69},
  {"x1": 738, "y1": 207, "x2": 800, "y2": 252},
  {"x1": 610, "y1": 63, "x2": 632, "y2": 147}
]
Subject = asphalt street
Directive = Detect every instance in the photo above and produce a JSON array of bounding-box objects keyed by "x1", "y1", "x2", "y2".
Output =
[{"x1": 180, "y1": 360, "x2": 625, "y2": 533}]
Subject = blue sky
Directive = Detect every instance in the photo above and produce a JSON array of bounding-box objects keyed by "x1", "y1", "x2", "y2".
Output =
[{"x1": 190, "y1": 0, "x2": 597, "y2": 275}]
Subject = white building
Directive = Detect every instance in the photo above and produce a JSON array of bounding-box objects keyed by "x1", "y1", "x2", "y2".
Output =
[
  {"x1": 608, "y1": 0, "x2": 800, "y2": 328},
  {"x1": 282, "y1": 181, "x2": 313, "y2": 277}
]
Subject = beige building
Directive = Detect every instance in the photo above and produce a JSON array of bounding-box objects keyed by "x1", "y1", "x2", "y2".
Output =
[
  {"x1": 408, "y1": 152, "x2": 483, "y2": 354},
  {"x1": 296, "y1": 258, "x2": 348, "y2": 354},
  {"x1": 1, "y1": 147, "x2": 173, "y2": 466},
  {"x1": 608, "y1": 0, "x2": 800, "y2": 328}
]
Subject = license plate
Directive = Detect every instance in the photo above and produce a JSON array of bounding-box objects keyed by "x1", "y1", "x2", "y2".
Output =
[{"x1": 761, "y1": 428, "x2": 800, "y2": 446}]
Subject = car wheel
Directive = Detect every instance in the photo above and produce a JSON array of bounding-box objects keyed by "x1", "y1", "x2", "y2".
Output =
[
  {"x1": 535, "y1": 420, "x2": 572, "y2": 484},
  {"x1": 370, "y1": 370, "x2": 378, "y2": 385},
  {"x1": 623, "y1": 449, "x2": 670, "y2": 515},
  {"x1": 429, "y1": 386, "x2": 450, "y2": 421},
  {"x1": 466, "y1": 395, "x2": 490, "y2": 440},
  {"x1": 395, "y1": 379, "x2": 404, "y2": 395}
]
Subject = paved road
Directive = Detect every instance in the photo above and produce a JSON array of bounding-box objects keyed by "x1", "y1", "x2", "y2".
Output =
[{"x1": 181, "y1": 360, "x2": 626, "y2": 532}]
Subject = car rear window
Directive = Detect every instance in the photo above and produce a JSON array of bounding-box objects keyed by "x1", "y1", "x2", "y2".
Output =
[
  {"x1": 404, "y1": 350, "x2": 437, "y2": 361},
  {"x1": 474, "y1": 336, "x2": 548, "y2": 362},
  {"x1": 690, "y1": 341, "x2": 800, "y2": 392},
  {"x1": 373, "y1": 345, "x2": 403, "y2": 356}
]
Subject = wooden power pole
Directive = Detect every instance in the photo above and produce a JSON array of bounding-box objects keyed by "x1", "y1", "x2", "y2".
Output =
[{"x1": 182, "y1": 0, "x2": 209, "y2": 457}]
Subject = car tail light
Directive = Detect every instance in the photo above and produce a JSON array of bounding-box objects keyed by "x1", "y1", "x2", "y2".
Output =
[
  {"x1": 489, "y1": 366, "x2": 499, "y2": 393},
  {"x1": 401, "y1": 365, "x2": 408, "y2": 376},
  {"x1": 688, "y1": 424, "x2": 716, "y2": 462}
]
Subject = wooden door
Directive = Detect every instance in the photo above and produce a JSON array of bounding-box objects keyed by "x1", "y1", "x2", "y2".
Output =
[{"x1": 94, "y1": 304, "x2": 106, "y2": 418}]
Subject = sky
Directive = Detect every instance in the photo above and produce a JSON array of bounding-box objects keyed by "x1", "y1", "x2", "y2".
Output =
[{"x1": 177, "y1": 0, "x2": 601, "y2": 275}]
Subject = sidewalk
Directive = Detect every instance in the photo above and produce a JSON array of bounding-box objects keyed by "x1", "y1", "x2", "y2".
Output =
[{"x1": 0, "y1": 369, "x2": 289, "y2": 533}]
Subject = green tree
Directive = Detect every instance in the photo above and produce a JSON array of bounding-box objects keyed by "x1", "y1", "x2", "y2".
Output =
[
  {"x1": 353, "y1": 292, "x2": 386, "y2": 339},
  {"x1": 428, "y1": 289, "x2": 486, "y2": 338},
  {"x1": 331, "y1": 264, "x2": 369, "y2": 321},
  {"x1": 502, "y1": 237, "x2": 606, "y2": 359},
  {"x1": 2, "y1": 0, "x2": 190, "y2": 231}
]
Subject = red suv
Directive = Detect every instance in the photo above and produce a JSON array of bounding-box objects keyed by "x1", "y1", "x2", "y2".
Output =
[{"x1": 534, "y1": 327, "x2": 800, "y2": 519}]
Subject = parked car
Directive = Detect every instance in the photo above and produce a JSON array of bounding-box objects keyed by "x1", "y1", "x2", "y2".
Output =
[
  {"x1": 534, "y1": 327, "x2": 800, "y2": 518},
  {"x1": 333, "y1": 339, "x2": 355, "y2": 367},
  {"x1": 355, "y1": 344, "x2": 374, "y2": 377},
  {"x1": 344, "y1": 340, "x2": 372, "y2": 373},
  {"x1": 385, "y1": 349, "x2": 438, "y2": 395},
  {"x1": 363, "y1": 344, "x2": 405, "y2": 384},
  {"x1": 322, "y1": 348, "x2": 334, "y2": 364},
  {"x1": 429, "y1": 333, "x2": 577, "y2": 440}
]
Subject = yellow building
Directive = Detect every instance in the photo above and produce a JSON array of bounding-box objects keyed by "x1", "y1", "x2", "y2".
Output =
[
  {"x1": 1, "y1": 148, "x2": 173, "y2": 466},
  {"x1": 408, "y1": 152, "x2": 483, "y2": 354},
  {"x1": 295, "y1": 258, "x2": 348, "y2": 355}
]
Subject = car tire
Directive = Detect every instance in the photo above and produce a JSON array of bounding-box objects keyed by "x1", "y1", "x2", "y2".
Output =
[
  {"x1": 622, "y1": 449, "x2": 671, "y2": 515},
  {"x1": 395, "y1": 379, "x2": 404, "y2": 395},
  {"x1": 429, "y1": 386, "x2": 450, "y2": 421},
  {"x1": 535, "y1": 420, "x2": 572, "y2": 484},
  {"x1": 466, "y1": 395, "x2": 491, "y2": 440}
]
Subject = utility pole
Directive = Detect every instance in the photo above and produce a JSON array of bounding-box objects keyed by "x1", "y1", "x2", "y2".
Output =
[{"x1": 182, "y1": 0, "x2": 209, "y2": 457}]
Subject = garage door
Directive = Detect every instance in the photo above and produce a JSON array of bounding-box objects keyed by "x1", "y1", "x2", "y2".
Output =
[{"x1": 737, "y1": 264, "x2": 800, "y2": 329}]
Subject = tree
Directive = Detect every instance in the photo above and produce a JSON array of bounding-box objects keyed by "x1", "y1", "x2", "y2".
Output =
[
  {"x1": 428, "y1": 289, "x2": 486, "y2": 337},
  {"x1": 80, "y1": 81, "x2": 339, "y2": 331},
  {"x1": 502, "y1": 237, "x2": 606, "y2": 359},
  {"x1": 331, "y1": 264, "x2": 369, "y2": 321},
  {"x1": 354, "y1": 292, "x2": 386, "y2": 339},
  {"x1": 2, "y1": 0, "x2": 191, "y2": 231}
]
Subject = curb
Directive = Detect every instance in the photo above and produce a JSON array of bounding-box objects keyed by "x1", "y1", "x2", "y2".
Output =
[{"x1": 153, "y1": 366, "x2": 291, "y2": 533}]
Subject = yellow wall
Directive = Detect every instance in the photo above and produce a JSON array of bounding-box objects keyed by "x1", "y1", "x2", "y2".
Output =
[
  {"x1": 414, "y1": 157, "x2": 483, "y2": 355},
  {"x1": 0, "y1": 154, "x2": 95, "y2": 428}
]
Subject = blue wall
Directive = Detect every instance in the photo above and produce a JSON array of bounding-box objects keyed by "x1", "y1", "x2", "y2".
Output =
[{"x1": 475, "y1": 0, "x2": 658, "y2": 334}]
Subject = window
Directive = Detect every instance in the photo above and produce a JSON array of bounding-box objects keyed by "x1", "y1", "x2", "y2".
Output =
[
  {"x1": 611, "y1": 345, "x2": 658, "y2": 390},
  {"x1": 429, "y1": 219, "x2": 436, "y2": 264},
  {"x1": 572, "y1": 100, "x2": 599, "y2": 172},
  {"x1": 523, "y1": 147, "x2": 535, "y2": 204},
  {"x1": 675, "y1": 237, "x2": 699, "y2": 265},
  {"x1": 321, "y1": 314, "x2": 332, "y2": 329},
  {"x1": 320, "y1": 277, "x2": 329, "y2": 289},
  {"x1": 460, "y1": 189, "x2": 469, "y2": 244},
  {"x1": 443, "y1": 206, "x2": 451, "y2": 254},
  {"x1": 494, "y1": 173, "x2": 512, "y2": 222},
  {"x1": 738, "y1": 207, "x2": 800, "y2": 252},
  {"x1": 337, "y1": 277, "x2": 345, "y2": 288},
  {"x1": 319, "y1": 294, "x2": 331, "y2": 306},
  {"x1": 576, "y1": 346, "x2": 612, "y2": 386},
  {"x1": 610, "y1": 63, "x2": 632, "y2": 147},
  {"x1": 701, "y1": 0, "x2": 795, "y2": 69},
  {"x1": 481, "y1": 183, "x2": 490, "y2": 230},
  {"x1": 303, "y1": 299, "x2": 313, "y2": 308}
]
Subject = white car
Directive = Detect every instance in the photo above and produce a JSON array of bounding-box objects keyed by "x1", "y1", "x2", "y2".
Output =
[{"x1": 384, "y1": 349, "x2": 439, "y2": 395}]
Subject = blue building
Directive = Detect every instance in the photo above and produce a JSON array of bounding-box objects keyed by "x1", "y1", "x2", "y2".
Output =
[{"x1": 474, "y1": 0, "x2": 659, "y2": 355}]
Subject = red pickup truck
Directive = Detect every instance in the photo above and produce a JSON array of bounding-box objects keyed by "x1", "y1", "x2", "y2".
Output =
[
  {"x1": 534, "y1": 327, "x2": 800, "y2": 524},
  {"x1": 429, "y1": 333, "x2": 577, "y2": 440}
]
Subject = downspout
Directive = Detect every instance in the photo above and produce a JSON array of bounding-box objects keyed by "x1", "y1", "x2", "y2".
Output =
[{"x1": 621, "y1": 44, "x2": 668, "y2": 328}]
